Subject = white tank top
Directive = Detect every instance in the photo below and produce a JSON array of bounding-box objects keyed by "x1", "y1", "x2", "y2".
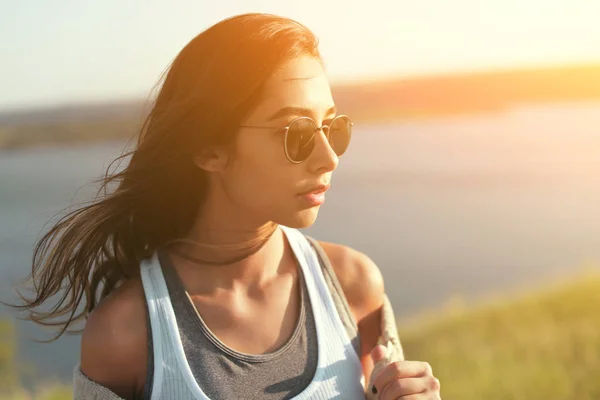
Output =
[{"x1": 140, "y1": 225, "x2": 366, "y2": 399}]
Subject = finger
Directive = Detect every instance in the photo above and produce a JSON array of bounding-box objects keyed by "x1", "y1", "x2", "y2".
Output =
[
  {"x1": 370, "y1": 344, "x2": 388, "y2": 364},
  {"x1": 378, "y1": 377, "x2": 428, "y2": 399},
  {"x1": 381, "y1": 376, "x2": 440, "y2": 399},
  {"x1": 372, "y1": 361, "x2": 433, "y2": 393},
  {"x1": 394, "y1": 394, "x2": 441, "y2": 400}
]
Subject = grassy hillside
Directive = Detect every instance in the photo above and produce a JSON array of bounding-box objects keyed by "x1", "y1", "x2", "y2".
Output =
[
  {"x1": 401, "y1": 271, "x2": 600, "y2": 400},
  {"x1": 0, "y1": 320, "x2": 71, "y2": 400},
  {"x1": 2, "y1": 271, "x2": 600, "y2": 399},
  {"x1": 0, "y1": 320, "x2": 19, "y2": 392}
]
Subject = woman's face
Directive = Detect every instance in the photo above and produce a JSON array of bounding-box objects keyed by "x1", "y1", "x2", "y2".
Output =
[{"x1": 219, "y1": 55, "x2": 341, "y2": 229}]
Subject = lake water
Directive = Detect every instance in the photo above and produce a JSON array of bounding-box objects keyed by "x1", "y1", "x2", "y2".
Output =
[{"x1": 1, "y1": 102, "x2": 600, "y2": 385}]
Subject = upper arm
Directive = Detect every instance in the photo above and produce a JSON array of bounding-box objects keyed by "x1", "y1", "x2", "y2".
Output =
[
  {"x1": 318, "y1": 241, "x2": 385, "y2": 383},
  {"x1": 80, "y1": 278, "x2": 148, "y2": 400}
]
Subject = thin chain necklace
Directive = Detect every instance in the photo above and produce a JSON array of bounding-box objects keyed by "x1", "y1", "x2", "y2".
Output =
[{"x1": 168, "y1": 225, "x2": 278, "y2": 266}]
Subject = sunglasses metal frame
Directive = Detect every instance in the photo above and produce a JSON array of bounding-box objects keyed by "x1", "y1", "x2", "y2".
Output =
[{"x1": 240, "y1": 114, "x2": 353, "y2": 164}]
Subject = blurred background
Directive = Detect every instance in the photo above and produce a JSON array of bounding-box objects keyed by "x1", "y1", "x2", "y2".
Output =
[{"x1": 1, "y1": 1, "x2": 600, "y2": 399}]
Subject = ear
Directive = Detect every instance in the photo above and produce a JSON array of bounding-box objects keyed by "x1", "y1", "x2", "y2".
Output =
[{"x1": 193, "y1": 146, "x2": 229, "y2": 172}]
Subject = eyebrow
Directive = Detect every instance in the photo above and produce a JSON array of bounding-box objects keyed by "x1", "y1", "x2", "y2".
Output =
[
  {"x1": 283, "y1": 76, "x2": 316, "y2": 81},
  {"x1": 267, "y1": 105, "x2": 337, "y2": 122}
]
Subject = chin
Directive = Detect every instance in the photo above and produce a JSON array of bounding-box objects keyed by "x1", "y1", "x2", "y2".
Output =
[{"x1": 276, "y1": 206, "x2": 320, "y2": 229}]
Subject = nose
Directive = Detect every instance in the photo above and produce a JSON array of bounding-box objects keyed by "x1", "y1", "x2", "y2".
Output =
[{"x1": 307, "y1": 127, "x2": 339, "y2": 173}]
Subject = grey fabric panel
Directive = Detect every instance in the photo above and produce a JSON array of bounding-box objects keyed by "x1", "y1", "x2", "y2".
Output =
[
  {"x1": 364, "y1": 294, "x2": 405, "y2": 400},
  {"x1": 73, "y1": 364, "x2": 126, "y2": 400}
]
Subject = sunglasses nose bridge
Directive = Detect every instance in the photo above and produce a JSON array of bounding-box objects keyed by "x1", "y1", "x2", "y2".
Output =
[{"x1": 314, "y1": 123, "x2": 330, "y2": 138}]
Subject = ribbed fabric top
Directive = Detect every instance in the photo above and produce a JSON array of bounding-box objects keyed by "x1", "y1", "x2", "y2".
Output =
[
  {"x1": 139, "y1": 225, "x2": 365, "y2": 399},
  {"x1": 156, "y1": 246, "x2": 318, "y2": 400}
]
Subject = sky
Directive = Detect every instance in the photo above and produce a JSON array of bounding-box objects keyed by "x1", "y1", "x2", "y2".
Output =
[{"x1": 1, "y1": 0, "x2": 600, "y2": 110}]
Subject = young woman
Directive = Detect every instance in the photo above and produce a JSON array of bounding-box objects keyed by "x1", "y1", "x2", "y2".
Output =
[{"x1": 14, "y1": 13, "x2": 441, "y2": 400}]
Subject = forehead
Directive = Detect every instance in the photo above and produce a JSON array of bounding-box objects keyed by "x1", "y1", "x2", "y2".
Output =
[{"x1": 254, "y1": 56, "x2": 335, "y2": 117}]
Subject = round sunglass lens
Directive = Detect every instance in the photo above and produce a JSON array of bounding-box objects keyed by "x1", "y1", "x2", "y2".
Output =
[
  {"x1": 286, "y1": 118, "x2": 316, "y2": 162},
  {"x1": 328, "y1": 116, "x2": 351, "y2": 156}
]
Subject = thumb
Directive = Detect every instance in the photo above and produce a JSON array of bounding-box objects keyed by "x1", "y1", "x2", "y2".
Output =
[{"x1": 370, "y1": 344, "x2": 388, "y2": 364}]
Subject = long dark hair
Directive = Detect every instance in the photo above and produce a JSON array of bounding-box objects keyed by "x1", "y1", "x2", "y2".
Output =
[{"x1": 8, "y1": 13, "x2": 321, "y2": 340}]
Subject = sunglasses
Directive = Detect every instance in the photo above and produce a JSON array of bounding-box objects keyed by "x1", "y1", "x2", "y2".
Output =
[{"x1": 240, "y1": 115, "x2": 353, "y2": 163}]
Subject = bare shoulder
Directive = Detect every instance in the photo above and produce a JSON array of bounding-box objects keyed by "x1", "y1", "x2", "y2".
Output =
[
  {"x1": 317, "y1": 240, "x2": 385, "y2": 323},
  {"x1": 80, "y1": 277, "x2": 148, "y2": 399}
]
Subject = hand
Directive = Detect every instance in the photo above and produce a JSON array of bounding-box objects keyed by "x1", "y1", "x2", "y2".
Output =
[{"x1": 370, "y1": 345, "x2": 441, "y2": 399}]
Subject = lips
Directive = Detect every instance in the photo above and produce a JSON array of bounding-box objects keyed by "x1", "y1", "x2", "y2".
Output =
[{"x1": 299, "y1": 183, "x2": 330, "y2": 196}]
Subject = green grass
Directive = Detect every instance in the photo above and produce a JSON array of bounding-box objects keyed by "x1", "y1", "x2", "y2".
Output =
[
  {"x1": 0, "y1": 386, "x2": 72, "y2": 400},
  {"x1": 2, "y1": 271, "x2": 600, "y2": 399},
  {"x1": 0, "y1": 320, "x2": 72, "y2": 400},
  {"x1": 401, "y1": 271, "x2": 600, "y2": 399},
  {"x1": 0, "y1": 320, "x2": 20, "y2": 393}
]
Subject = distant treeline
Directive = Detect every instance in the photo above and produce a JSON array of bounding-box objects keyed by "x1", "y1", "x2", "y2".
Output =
[
  {"x1": 0, "y1": 118, "x2": 142, "y2": 151},
  {"x1": 334, "y1": 63, "x2": 600, "y2": 120},
  {"x1": 1, "y1": 63, "x2": 600, "y2": 151}
]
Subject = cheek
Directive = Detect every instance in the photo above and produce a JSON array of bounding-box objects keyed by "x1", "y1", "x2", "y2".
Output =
[{"x1": 224, "y1": 134, "x2": 293, "y2": 209}]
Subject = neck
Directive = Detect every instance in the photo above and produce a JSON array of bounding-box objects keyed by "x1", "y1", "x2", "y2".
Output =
[{"x1": 165, "y1": 184, "x2": 288, "y2": 291}]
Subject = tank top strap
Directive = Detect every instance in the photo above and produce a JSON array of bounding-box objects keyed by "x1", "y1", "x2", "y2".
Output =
[{"x1": 140, "y1": 254, "x2": 204, "y2": 400}]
